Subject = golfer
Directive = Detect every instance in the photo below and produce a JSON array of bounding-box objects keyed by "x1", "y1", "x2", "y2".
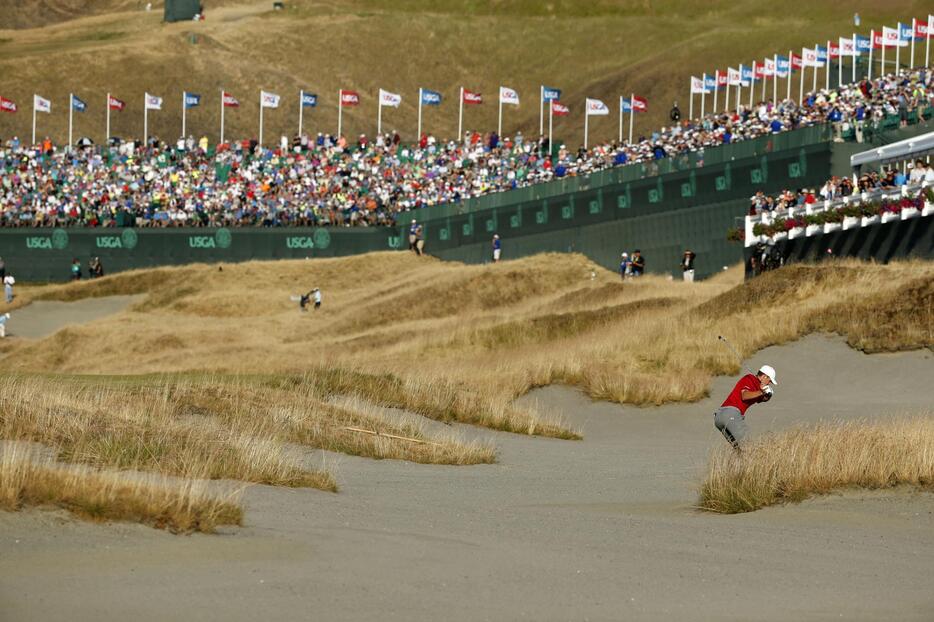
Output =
[{"x1": 714, "y1": 365, "x2": 777, "y2": 449}]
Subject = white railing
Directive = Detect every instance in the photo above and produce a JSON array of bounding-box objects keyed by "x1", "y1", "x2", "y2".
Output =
[{"x1": 744, "y1": 181, "x2": 934, "y2": 247}]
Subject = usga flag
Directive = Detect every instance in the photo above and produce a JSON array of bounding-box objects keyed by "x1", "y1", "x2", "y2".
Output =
[
  {"x1": 184, "y1": 92, "x2": 201, "y2": 109},
  {"x1": 790, "y1": 53, "x2": 804, "y2": 71},
  {"x1": 499, "y1": 87, "x2": 519, "y2": 105},
  {"x1": 691, "y1": 76, "x2": 708, "y2": 94},
  {"x1": 621, "y1": 97, "x2": 633, "y2": 113},
  {"x1": 261, "y1": 91, "x2": 280, "y2": 108},
  {"x1": 542, "y1": 87, "x2": 561, "y2": 102},
  {"x1": 815, "y1": 45, "x2": 828, "y2": 64},
  {"x1": 0, "y1": 96, "x2": 17, "y2": 113},
  {"x1": 915, "y1": 19, "x2": 930, "y2": 39},
  {"x1": 421, "y1": 89, "x2": 442, "y2": 105},
  {"x1": 716, "y1": 70, "x2": 728, "y2": 87},
  {"x1": 727, "y1": 67, "x2": 743, "y2": 86},
  {"x1": 704, "y1": 74, "x2": 717, "y2": 90},
  {"x1": 145, "y1": 93, "x2": 163, "y2": 110},
  {"x1": 34, "y1": 95, "x2": 51, "y2": 113},
  {"x1": 764, "y1": 57, "x2": 777, "y2": 76},
  {"x1": 301, "y1": 92, "x2": 317, "y2": 107},
  {"x1": 340, "y1": 90, "x2": 360, "y2": 106},
  {"x1": 855, "y1": 34, "x2": 872, "y2": 53},
  {"x1": 222, "y1": 92, "x2": 240, "y2": 107},
  {"x1": 551, "y1": 101, "x2": 569, "y2": 116},
  {"x1": 379, "y1": 89, "x2": 402, "y2": 107},
  {"x1": 898, "y1": 22, "x2": 915, "y2": 42},
  {"x1": 462, "y1": 90, "x2": 483, "y2": 105},
  {"x1": 585, "y1": 98, "x2": 609, "y2": 116},
  {"x1": 108, "y1": 95, "x2": 125, "y2": 111},
  {"x1": 839, "y1": 37, "x2": 857, "y2": 56},
  {"x1": 775, "y1": 55, "x2": 790, "y2": 76},
  {"x1": 630, "y1": 95, "x2": 647, "y2": 112},
  {"x1": 71, "y1": 94, "x2": 87, "y2": 112},
  {"x1": 828, "y1": 41, "x2": 840, "y2": 58}
]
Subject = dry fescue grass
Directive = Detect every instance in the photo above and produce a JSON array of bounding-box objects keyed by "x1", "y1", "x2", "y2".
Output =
[
  {"x1": 0, "y1": 444, "x2": 243, "y2": 533},
  {"x1": 699, "y1": 418, "x2": 934, "y2": 513},
  {"x1": 0, "y1": 0, "x2": 906, "y2": 144}
]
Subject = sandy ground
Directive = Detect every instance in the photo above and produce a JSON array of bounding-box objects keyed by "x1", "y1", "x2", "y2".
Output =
[
  {"x1": 1, "y1": 334, "x2": 933, "y2": 621},
  {"x1": 1, "y1": 295, "x2": 142, "y2": 339}
]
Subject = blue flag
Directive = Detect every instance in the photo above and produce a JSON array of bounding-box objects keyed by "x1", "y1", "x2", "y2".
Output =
[
  {"x1": 420, "y1": 89, "x2": 442, "y2": 105},
  {"x1": 621, "y1": 97, "x2": 633, "y2": 113},
  {"x1": 855, "y1": 34, "x2": 871, "y2": 53},
  {"x1": 816, "y1": 45, "x2": 828, "y2": 63},
  {"x1": 775, "y1": 55, "x2": 790, "y2": 75},
  {"x1": 184, "y1": 92, "x2": 201, "y2": 109},
  {"x1": 71, "y1": 95, "x2": 87, "y2": 112},
  {"x1": 899, "y1": 22, "x2": 915, "y2": 42},
  {"x1": 704, "y1": 75, "x2": 717, "y2": 90},
  {"x1": 301, "y1": 92, "x2": 317, "y2": 107},
  {"x1": 741, "y1": 64, "x2": 754, "y2": 83},
  {"x1": 542, "y1": 86, "x2": 561, "y2": 102}
]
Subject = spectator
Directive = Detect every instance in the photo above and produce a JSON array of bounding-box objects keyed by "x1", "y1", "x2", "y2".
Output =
[
  {"x1": 619, "y1": 252, "x2": 630, "y2": 280},
  {"x1": 682, "y1": 249, "x2": 696, "y2": 282},
  {"x1": 630, "y1": 250, "x2": 645, "y2": 276},
  {"x1": 3, "y1": 274, "x2": 13, "y2": 303},
  {"x1": 70, "y1": 258, "x2": 82, "y2": 281},
  {"x1": 492, "y1": 234, "x2": 502, "y2": 263}
]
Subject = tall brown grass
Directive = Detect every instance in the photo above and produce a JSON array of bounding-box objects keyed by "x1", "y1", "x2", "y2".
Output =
[
  {"x1": 0, "y1": 445, "x2": 243, "y2": 533},
  {"x1": 699, "y1": 418, "x2": 934, "y2": 513}
]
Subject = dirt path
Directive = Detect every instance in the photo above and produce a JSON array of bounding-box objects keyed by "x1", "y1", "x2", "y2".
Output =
[
  {"x1": 1, "y1": 335, "x2": 932, "y2": 620},
  {"x1": 2, "y1": 295, "x2": 142, "y2": 339}
]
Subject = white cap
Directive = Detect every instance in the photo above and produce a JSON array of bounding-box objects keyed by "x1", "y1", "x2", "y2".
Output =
[{"x1": 758, "y1": 365, "x2": 778, "y2": 385}]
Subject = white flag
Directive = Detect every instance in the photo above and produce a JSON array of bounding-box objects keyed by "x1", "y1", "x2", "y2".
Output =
[
  {"x1": 727, "y1": 67, "x2": 743, "y2": 86},
  {"x1": 690, "y1": 76, "x2": 708, "y2": 94},
  {"x1": 499, "y1": 86, "x2": 520, "y2": 105},
  {"x1": 33, "y1": 95, "x2": 51, "y2": 113},
  {"x1": 839, "y1": 37, "x2": 857, "y2": 57},
  {"x1": 144, "y1": 93, "x2": 163, "y2": 110},
  {"x1": 882, "y1": 26, "x2": 908, "y2": 47},
  {"x1": 585, "y1": 98, "x2": 609, "y2": 116},
  {"x1": 802, "y1": 48, "x2": 821, "y2": 67},
  {"x1": 261, "y1": 91, "x2": 280, "y2": 108},
  {"x1": 379, "y1": 88, "x2": 402, "y2": 108}
]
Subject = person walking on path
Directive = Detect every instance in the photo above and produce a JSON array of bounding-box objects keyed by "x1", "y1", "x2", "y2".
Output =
[
  {"x1": 492, "y1": 235, "x2": 502, "y2": 263},
  {"x1": 3, "y1": 275, "x2": 13, "y2": 304},
  {"x1": 408, "y1": 220, "x2": 419, "y2": 253},
  {"x1": 713, "y1": 365, "x2": 777, "y2": 450},
  {"x1": 682, "y1": 249, "x2": 696, "y2": 282},
  {"x1": 0, "y1": 312, "x2": 10, "y2": 338}
]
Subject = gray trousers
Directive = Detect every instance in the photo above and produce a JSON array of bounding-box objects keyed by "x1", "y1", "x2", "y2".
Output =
[{"x1": 714, "y1": 406, "x2": 747, "y2": 449}]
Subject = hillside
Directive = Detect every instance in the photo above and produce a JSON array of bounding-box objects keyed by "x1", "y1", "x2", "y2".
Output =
[{"x1": 0, "y1": 0, "x2": 920, "y2": 146}]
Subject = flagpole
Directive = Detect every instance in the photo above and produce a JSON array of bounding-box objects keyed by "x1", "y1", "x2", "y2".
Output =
[
  {"x1": 458, "y1": 87, "x2": 464, "y2": 140},
  {"x1": 220, "y1": 89, "x2": 225, "y2": 145},
  {"x1": 749, "y1": 62, "x2": 755, "y2": 108},
  {"x1": 701, "y1": 73, "x2": 706, "y2": 119},
  {"x1": 618, "y1": 97, "x2": 623, "y2": 143},
  {"x1": 144, "y1": 94, "x2": 148, "y2": 146},
  {"x1": 258, "y1": 91, "x2": 263, "y2": 147},
  {"x1": 299, "y1": 90, "x2": 304, "y2": 138},
  {"x1": 548, "y1": 100, "x2": 554, "y2": 153},
  {"x1": 724, "y1": 80, "x2": 729, "y2": 113},
  {"x1": 896, "y1": 27, "x2": 901, "y2": 70},
  {"x1": 710, "y1": 69, "x2": 720, "y2": 114},
  {"x1": 68, "y1": 93, "x2": 74, "y2": 150},
  {"x1": 377, "y1": 97, "x2": 383, "y2": 135},
  {"x1": 868, "y1": 31, "x2": 874, "y2": 80},
  {"x1": 337, "y1": 89, "x2": 342, "y2": 139},
  {"x1": 628, "y1": 93, "x2": 635, "y2": 144},
  {"x1": 910, "y1": 19, "x2": 916, "y2": 70},
  {"x1": 584, "y1": 106, "x2": 589, "y2": 150},
  {"x1": 417, "y1": 88, "x2": 423, "y2": 140},
  {"x1": 787, "y1": 50, "x2": 793, "y2": 101},
  {"x1": 799, "y1": 56, "x2": 805, "y2": 103},
  {"x1": 838, "y1": 40, "x2": 843, "y2": 87},
  {"x1": 498, "y1": 95, "x2": 503, "y2": 137},
  {"x1": 826, "y1": 40, "x2": 831, "y2": 90},
  {"x1": 927, "y1": 19, "x2": 931, "y2": 68},
  {"x1": 852, "y1": 34, "x2": 858, "y2": 82},
  {"x1": 761, "y1": 65, "x2": 766, "y2": 101},
  {"x1": 773, "y1": 55, "x2": 778, "y2": 102},
  {"x1": 688, "y1": 83, "x2": 693, "y2": 120},
  {"x1": 812, "y1": 54, "x2": 817, "y2": 93},
  {"x1": 539, "y1": 85, "x2": 544, "y2": 138},
  {"x1": 182, "y1": 92, "x2": 187, "y2": 139},
  {"x1": 32, "y1": 97, "x2": 36, "y2": 146},
  {"x1": 106, "y1": 92, "x2": 111, "y2": 143},
  {"x1": 881, "y1": 33, "x2": 886, "y2": 75}
]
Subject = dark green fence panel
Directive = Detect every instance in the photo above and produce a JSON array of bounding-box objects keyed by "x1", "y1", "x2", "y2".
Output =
[{"x1": 0, "y1": 228, "x2": 398, "y2": 282}]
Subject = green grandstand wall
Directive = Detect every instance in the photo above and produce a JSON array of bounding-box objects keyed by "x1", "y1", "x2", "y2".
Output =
[{"x1": 164, "y1": 0, "x2": 201, "y2": 22}]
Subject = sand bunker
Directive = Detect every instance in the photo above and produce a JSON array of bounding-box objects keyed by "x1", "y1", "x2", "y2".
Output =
[
  {"x1": 2, "y1": 295, "x2": 142, "y2": 340},
  {"x1": 1, "y1": 335, "x2": 932, "y2": 620}
]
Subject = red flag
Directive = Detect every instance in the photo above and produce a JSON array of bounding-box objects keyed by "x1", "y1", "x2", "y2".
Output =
[
  {"x1": 340, "y1": 90, "x2": 360, "y2": 106},
  {"x1": 550, "y1": 101, "x2": 569, "y2": 116},
  {"x1": 0, "y1": 96, "x2": 16, "y2": 113},
  {"x1": 829, "y1": 41, "x2": 840, "y2": 58},
  {"x1": 716, "y1": 70, "x2": 728, "y2": 87},
  {"x1": 630, "y1": 96, "x2": 647, "y2": 112},
  {"x1": 222, "y1": 91, "x2": 240, "y2": 107},
  {"x1": 462, "y1": 90, "x2": 483, "y2": 105},
  {"x1": 790, "y1": 53, "x2": 803, "y2": 70},
  {"x1": 754, "y1": 64, "x2": 767, "y2": 80},
  {"x1": 108, "y1": 95, "x2": 125, "y2": 111},
  {"x1": 915, "y1": 19, "x2": 929, "y2": 39},
  {"x1": 872, "y1": 30, "x2": 884, "y2": 49}
]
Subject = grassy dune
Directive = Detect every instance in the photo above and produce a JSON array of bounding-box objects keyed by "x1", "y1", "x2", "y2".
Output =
[
  {"x1": 0, "y1": 0, "x2": 911, "y2": 145},
  {"x1": 0, "y1": 444, "x2": 243, "y2": 533},
  {"x1": 699, "y1": 418, "x2": 934, "y2": 513}
]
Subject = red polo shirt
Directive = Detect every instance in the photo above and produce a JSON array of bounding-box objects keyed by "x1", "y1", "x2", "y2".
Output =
[{"x1": 721, "y1": 374, "x2": 763, "y2": 416}]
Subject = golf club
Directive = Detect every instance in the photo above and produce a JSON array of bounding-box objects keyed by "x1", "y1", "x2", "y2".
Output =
[{"x1": 717, "y1": 335, "x2": 753, "y2": 375}]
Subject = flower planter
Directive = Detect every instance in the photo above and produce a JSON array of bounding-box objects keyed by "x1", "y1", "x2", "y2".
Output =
[
  {"x1": 881, "y1": 212, "x2": 900, "y2": 223},
  {"x1": 842, "y1": 216, "x2": 860, "y2": 230},
  {"x1": 900, "y1": 207, "x2": 920, "y2": 220},
  {"x1": 860, "y1": 215, "x2": 880, "y2": 227},
  {"x1": 805, "y1": 224, "x2": 822, "y2": 237},
  {"x1": 788, "y1": 227, "x2": 805, "y2": 239},
  {"x1": 823, "y1": 223, "x2": 842, "y2": 234},
  {"x1": 773, "y1": 232, "x2": 788, "y2": 241}
]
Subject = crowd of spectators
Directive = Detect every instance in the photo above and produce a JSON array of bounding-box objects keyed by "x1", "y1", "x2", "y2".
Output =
[{"x1": 1, "y1": 67, "x2": 932, "y2": 228}]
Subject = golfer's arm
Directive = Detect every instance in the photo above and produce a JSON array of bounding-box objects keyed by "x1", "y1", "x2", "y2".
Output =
[{"x1": 741, "y1": 389, "x2": 763, "y2": 400}]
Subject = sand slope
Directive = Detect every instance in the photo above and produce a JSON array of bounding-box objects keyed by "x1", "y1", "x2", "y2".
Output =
[
  {"x1": 1, "y1": 335, "x2": 932, "y2": 620},
  {"x1": 2, "y1": 295, "x2": 142, "y2": 340}
]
